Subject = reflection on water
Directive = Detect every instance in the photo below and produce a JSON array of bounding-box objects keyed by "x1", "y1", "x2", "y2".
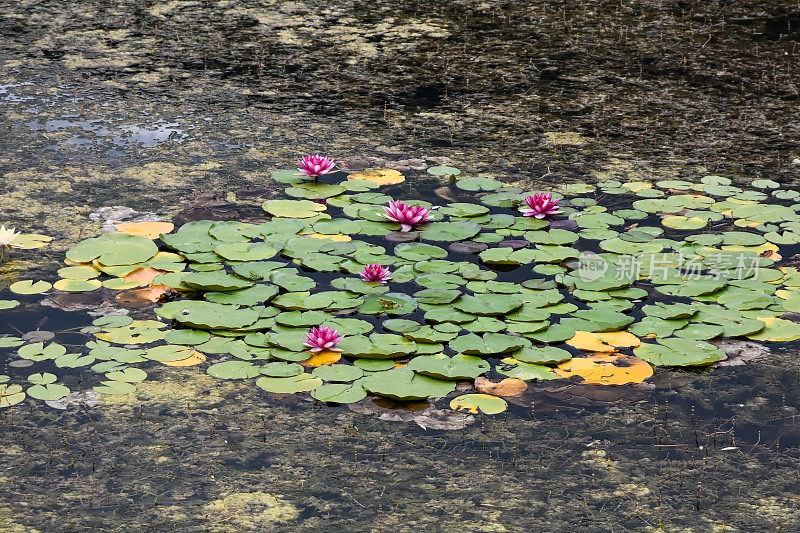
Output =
[{"x1": 23, "y1": 117, "x2": 189, "y2": 148}]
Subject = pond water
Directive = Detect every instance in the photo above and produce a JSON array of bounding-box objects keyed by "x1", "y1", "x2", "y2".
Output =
[{"x1": 1, "y1": 0, "x2": 800, "y2": 531}]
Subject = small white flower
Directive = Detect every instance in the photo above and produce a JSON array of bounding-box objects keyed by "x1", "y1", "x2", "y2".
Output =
[{"x1": 0, "y1": 226, "x2": 22, "y2": 249}]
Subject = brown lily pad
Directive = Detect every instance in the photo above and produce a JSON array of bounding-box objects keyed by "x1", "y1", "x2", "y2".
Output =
[
  {"x1": 498, "y1": 239, "x2": 530, "y2": 250},
  {"x1": 474, "y1": 377, "x2": 528, "y2": 397},
  {"x1": 449, "y1": 241, "x2": 489, "y2": 254}
]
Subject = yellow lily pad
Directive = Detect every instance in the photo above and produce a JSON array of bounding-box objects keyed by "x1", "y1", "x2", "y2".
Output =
[
  {"x1": 555, "y1": 354, "x2": 653, "y2": 385},
  {"x1": 14, "y1": 234, "x2": 52, "y2": 249},
  {"x1": 566, "y1": 331, "x2": 641, "y2": 353},
  {"x1": 53, "y1": 279, "x2": 102, "y2": 292},
  {"x1": 450, "y1": 393, "x2": 508, "y2": 415},
  {"x1": 662, "y1": 216, "x2": 707, "y2": 230},
  {"x1": 346, "y1": 169, "x2": 405, "y2": 185},
  {"x1": 746, "y1": 317, "x2": 800, "y2": 342},
  {"x1": 0, "y1": 384, "x2": 25, "y2": 408},
  {"x1": 307, "y1": 233, "x2": 352, "y2": 242},
  {"x1": 57, "y1": 265, "x2": 100, "y2": 280},
  {"x1": 303, "y1": 349, "x2": 342, "y2": 367},
  {"x1": 115, "y1": 221, "x2": 175, "y2": 239},
  {"x1": 163, "y1": 350, "x2": 207, "y2": 367},
  {"x1": 102, "y1": 278, "x2": 142, "y2": 290},
  {"x1": 9, "y1": 280, "x2": 52, "y2": 294}
]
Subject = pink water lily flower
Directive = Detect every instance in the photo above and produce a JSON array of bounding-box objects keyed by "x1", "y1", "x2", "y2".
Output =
[
  {"x1": 381, "y1": 200, "x2": 432, "y2": 232},
  {"x1": 297, "y1": 154, "x2": 336, "y2": 178},
  {"x1": 520, "y1": 193, "x2": 562, "y2": 219},
  {"x1": 359, "y1": 263, "x2": 392, "y2": 284},
  {"x1": 303, "y1": 326, "x2": 343, "y2": 352}
]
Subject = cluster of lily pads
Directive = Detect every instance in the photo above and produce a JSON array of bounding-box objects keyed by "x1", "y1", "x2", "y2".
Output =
[{"x1": 3, "y1": 164, "x2": 800, "y2": 415}]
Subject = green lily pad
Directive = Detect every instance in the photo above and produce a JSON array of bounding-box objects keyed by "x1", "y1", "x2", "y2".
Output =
[
  {"x1": 510, "y1": 346, "x2": 572, "y2": 365},
  {"x1": 255, "y1": 373, "x2": 323, "y2": 393},
  {"x1": 420, "y1": 221, "x2": 481, "y2": 242},
  {"x1": 27, "y1": 383, "x2": 70, "y2": 401},
  {"x1": 628, "y1": 317, "x2": 687, "y2": 338},
  {"x1": 144, "y1": 344, "x2": 195, "y2": 362},
  {"x1": 66, "y1": 233, "x2": 158, "y2": 266},
  {"x1": 312, "y1": 364, "x2": 364, "y2": 382},
  {"x1": 94, "y1": 380, "x2": 137, "y2": 395},
  {"x1": 424, "y1": 307, "x2": 476, "y2": 324},
  {"x1": 439, "y1": 203, "x2": 490, "y2": 217},
  {"x1": 311, "y1": 381, "x2": 367, "y2": 403},
  {"x1": 455, "y1": 177, "x2": 503, "y2": 191},
  {"x1": 214, "y1": 242, "x2": 278, "y2": 261},
  {"x1": 0, "y1": 384, "x2": 25, "y2": 408},
  {"x1": 403, "y1": 326, "x2": 459, "y2": 343},
  {"x1": 272, "y1": 291, "x2": 333, "y2": 310},
  {"x1": 273, "y1": 310, "x2": 328, "y2": 328},
  {"x1": 655, "y1": 278, "x2": 727, "y2": 297},
  {"x1": 662, "y1": 216, "x2": 707, "y2": 230},
  {"x1": 163, "y1": 301, "x2": 259, "y2": 329},
  {"x1": 479, "y1": 247, "x2": 538, "y2": 265},
  {"x1": 231, "y1": 261, "x2": 287, "y2": 281},
  {"x1": 18, "y1": 342, "x2": 67, "y2": 361},
  {"x1": 260, "y1": 362, "x2": 304, "y2": 377},
  {"x1": 285, "y1": 183, "x2": 346, "y2": 199},
  {"x1": 359, "y1": 293, "x2": 418, "y2": 315},
  {"x1": 427, "y1": 165, "x2": 461, "y2": 176},
  {"x1": 207, "y1": 360, "x2": 260, "y2": 379},
  {"x1": 526, "y1": 324, "x2": 576, "y2": 343},
  {"x1": 498, "y1": 359, "x2": 560, "y2": 381},
  {"x1": 208, "y1": 221, "x2": 257, "y2": 242},
  {"x1": 412, "y1": 288, "x2": 461, "y2": 305},
  {"x1": 382, "y1": 319, "x2": 422, "y2": 333},
  {"x1": 95, "y1": 320, "x2": 168, "y2": 344},
  {"x1": 164, "y1": 329, "x2": 212, "y2": 345},
  {"x1": 54, "y1": 353, "x2": 95, "y2": 368},
  {"x1": 27, "y1": 372, "x2": 57, "y2": 385},
  {"x1": 450, "y1": 394, "x2": 507, "y2": 415},
  {"x1": 105, "y1": 367, "x2": 148, "y2": 383},
  {"x1": 673, "y1": 323, "x2": 725, "y2": 340},
  {"x1": 642, "y1": 303, "x2": 698, "y2": 320},
  {"x1": 330, "y1": 278, "x2": 389, "y2": 295},
  {"x1": 634, "y1": 338, "x2": 726, "y2": 366},
  {"x1": 270, "y1": 168, "x2": 305, "y2": 184},
  {"x1": 394, "y1": 242, "x2": 448, "y2": 261},
  {"x1": 264, "y1": 330, "x2": 308, "y2": 352},
  {"x1": 337, "y1": 334, "x2": 416, "y2": 359},
  {"x1": 263, "y1": 199, "x2": 327, "y2": 218},
  {"x1": 182, "y1": 271, "x2": 253, "y2": 291},
  {"x1": 353, "y1": 359, "x2": 396, "y2": 371},
  {"x1": 362, "y1": 367, "x2": 455, "y2": 400},
  {"x1": 462, "y1": 316, "x2": 506, "y2": 333},
  {"x1": 0, "y1": 336, "x2": 24, "y2": 348},
  {"x1": 454, "y1": 294, "x2": 522, "y2": 316},
  {"x1": 449, "y1": 333, "x2": 526, "y2": 355},
  {"x1": 560, "y1": 309, "x2": 634, "y2": 333},
  {"x1": 322, "y1": 318, "x2": 374, "y2": 336},
  {"x1": 408, "y1": 353, "x2": 489, "y2": 380},
  {"x1": 0, "y1": 299, "x2": 19, "y2": 310}
]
